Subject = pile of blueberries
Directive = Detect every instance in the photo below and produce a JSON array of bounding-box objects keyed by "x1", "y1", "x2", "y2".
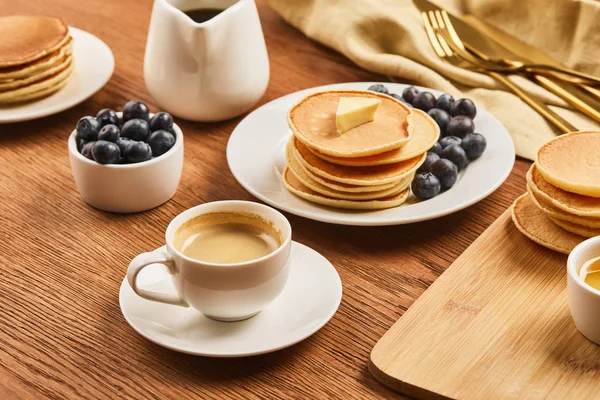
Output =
[
  {"x1": 367, "y1": 84, "x2": 487, "y2": 201},
  {"x1": 76, "y1": 100, "x2": 176, "y2": 165}
]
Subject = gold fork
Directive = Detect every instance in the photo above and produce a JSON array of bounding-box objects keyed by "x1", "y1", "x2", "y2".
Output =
[
  {"x1": 431, "y1": 10, "x2": 600, "y2": 125},
  {"x1": 422, "y1": 11, "x2": 577, "y2": 133}
]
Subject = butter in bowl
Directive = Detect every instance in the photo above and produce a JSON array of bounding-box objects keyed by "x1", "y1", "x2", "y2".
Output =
[{"x1": 68, "y1": 100, "x2": 183, "y2": 213}]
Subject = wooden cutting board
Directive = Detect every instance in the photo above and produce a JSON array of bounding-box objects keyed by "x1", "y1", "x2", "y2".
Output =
[{"x1": 370, "y1": 209, "x2": 600, "y2": 400}]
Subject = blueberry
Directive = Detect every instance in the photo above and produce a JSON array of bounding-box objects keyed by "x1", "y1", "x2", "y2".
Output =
[
  {"x1": 123, "y1": 100, "x2": 150, "y2": 122},
  {"x1": 417, "y1": 152, "x2": 440, "y2": 173},
  {"x1": 412, "y1": 173, "x2": 441, "y2": 200},
  {"x1": 451, "y1": 98, "x2": 477, "y2": 119},
  {"x1": 461, "y1": 133, "x2": 487, "y2": 159},
  {"x1": 435, "y1": 94, "x2": 455, "y2": 114},
  {"x1": 402, "y1": 86, "x2": 420, "y2": 103},
  {"x1": 441, "y1": 144, "x2": 469, "y2": 171},
  {"x1": 124, "y1": 141, "x2": 152, "y2": 163},
  {"x1": 80, "y1": 141, "x2": 95, "y2": 160},
  {"x1": 429, "y1": 142, "x2": 442, "y2": 155},
  {"x1": 446, "y1": 116, "x2": 475, "y2": 138},
  {"x1": 96, "y1": 109, "x2": 119, "y2": 127},
  {"x1": 76, "y1": 116, "x2": 100, "y2": 142},
  {"x1": 91, "y1": 140, "x2": 120, "y2": 164},
  {"x1": 427, "y1": 108, "x2": 450, "y2": 135},
  {"x1": 149, "y1": 112, "x2": 173, "y2": 132},
  {"x1": 147, "y1": 130, "x2": 176, "y2": 157},
  {"x1": 412, "y1": 92, "x2": 436, "y2": 112},
  {"x1": 116, "y1": 137, "x2": 133, "y2": 154},
  {"x1": 98, "y1": 124, "x2": 120, "y2": 143},
  {"x1": 121, "y1": 118, "x2": 150, "y2": 141},
  {"x1": 430, "y1": 158, "x2": 458, "y2": 190},
  {"x1": 367, "y1": 84, "x2": 389, "y2": 94},
  {"x1": 76, "y1": 138, "x2": 85, "y2": 152},
  {"x1": 439, "y1": 136, "x2": 462, "y2": 149}
]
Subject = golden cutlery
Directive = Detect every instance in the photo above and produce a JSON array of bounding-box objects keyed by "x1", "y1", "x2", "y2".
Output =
[{"x1": 422, "y1": 11, "x2": 577, "y2": 133}]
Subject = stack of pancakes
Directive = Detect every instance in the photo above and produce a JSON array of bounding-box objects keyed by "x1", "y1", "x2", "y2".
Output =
[
  {"x1": 282, "y1": 90, "x2": 439, "y2": 210},
  {"x1": 512, "y1": 131, "x2": 600, "y2": 254},
  {"x1": 0, "y1": 15, "x2": 73, "y2": 104}
]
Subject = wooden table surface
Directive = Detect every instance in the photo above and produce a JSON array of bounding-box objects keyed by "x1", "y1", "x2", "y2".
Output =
[{"x1": 0, "y1": 0, "x2": 529, "y2": 398}]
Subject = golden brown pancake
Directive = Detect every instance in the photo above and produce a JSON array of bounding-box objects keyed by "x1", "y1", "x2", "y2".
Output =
[
  {"x1": 536, "y1": 131, "x2": 600, "y2": 197},
  {"x1": 283, "y1": 167, "x2": 410, "y2": 210},
  {"x1": 286, "y1": 141, "x2": 412, "y2": 200},
  {"x1": 0, "y1": 60, "x2": 73, "y2": 104},
  {"x1": 0, "y1": 39, "x2": 72, "y2": 81},
  {"x1": 511, "y1": 193, "x2": 584, "y2": 254},
  {"x1": 0, "y1": 52, "x2": 72, "y2": 91},
  {"x1": 0, "y1": 15, "x2": 70, "y2": 67},
  {"x1": 550, "y1": 218, "x2": 600, "y2": 238},
  {"x1": 310, "y1": 108, "x2": 439, "y2": 166},
  {"x1": 292, "y1": 137, "x2": 425, "y2": 186},
  {"x1": 288, "y1": 90, "x2": 413, "y2": 157},
  {"x1": 527, "y1": 164, "x2": 600, "y2": 218},
  {"x1": 527, "y1": 185, "x2": 600, "y2": 229}
]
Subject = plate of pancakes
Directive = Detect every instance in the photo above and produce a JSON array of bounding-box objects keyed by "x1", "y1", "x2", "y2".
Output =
[
  {"x1": 0, "y1": 15, "x2": 114, "y2": 123},
  {"x1": 227, "y1": 82, "x2": 515, "y2": 226},
  {"x1": 512, "y1": 131, "x2": 600, "y2": 254}
]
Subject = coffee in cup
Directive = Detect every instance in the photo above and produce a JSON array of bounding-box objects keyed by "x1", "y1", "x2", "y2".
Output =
[
  {"x1": 173, "y1": 212, "x2": 282, "y2": 264},
  {"x1": 127, "y1": 201, "x2": 292, "y2": 321}
]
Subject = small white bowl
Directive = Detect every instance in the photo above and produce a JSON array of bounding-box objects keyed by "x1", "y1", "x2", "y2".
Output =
[
  {"x1": 68, "y1": 114, "x2": 184, "y2": 213},
  {"x1": 567, "y1": 236, "x2": 600, "y2": 344}
]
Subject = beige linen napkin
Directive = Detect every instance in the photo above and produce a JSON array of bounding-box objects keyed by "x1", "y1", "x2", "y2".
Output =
[{"x1": 268, "y1": 0, "x2": 600, "y2": 160}]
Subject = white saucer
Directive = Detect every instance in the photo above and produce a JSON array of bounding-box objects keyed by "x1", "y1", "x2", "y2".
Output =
[
  {"x1": 119, "y1": 242, "x2": 342, "y2": 357},
  {"x1": 0, "y1": 27, "x2": 114, "y2": 123},
  {"x1": 226, "y1": 82, "x2": 515, "y2": 226}
]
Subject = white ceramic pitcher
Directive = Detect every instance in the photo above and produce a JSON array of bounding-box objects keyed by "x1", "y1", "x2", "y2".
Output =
[{"x1": 144, "y1": 0, "x2": 269, "y2": 121}]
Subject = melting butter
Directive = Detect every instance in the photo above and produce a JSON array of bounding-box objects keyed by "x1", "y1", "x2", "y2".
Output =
[{"x1": 335, "y1": 96, "x2": 381, "y2": 134}]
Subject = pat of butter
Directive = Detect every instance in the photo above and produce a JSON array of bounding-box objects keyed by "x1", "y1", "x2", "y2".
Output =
[{"x1": 335, "y1": 97, "x2": 381, "y2": 134}]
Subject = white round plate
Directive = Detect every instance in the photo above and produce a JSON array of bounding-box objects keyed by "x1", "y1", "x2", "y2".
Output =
[
  {"x1": 227, "y1": 82, "x2": 515, "y2": 226},
  {"x1": 0, "y1": 27, "x2": 114, "y2": 123},
  {"x1": 119, "y1": 242, "x2": 342, "y2": 357}
]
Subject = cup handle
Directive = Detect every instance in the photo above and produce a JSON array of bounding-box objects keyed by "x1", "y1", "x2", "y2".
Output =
[{"x1": 127, "y1": 250, "x2": 189, "y2": 307}]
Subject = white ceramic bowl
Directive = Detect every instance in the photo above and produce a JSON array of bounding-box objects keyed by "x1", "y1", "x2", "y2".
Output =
[
  {"x1": 68, "y1": 114, "x2": 184, "y2": 213},
  {"x1": 567, "y1": 236, "x2": 600, "y2": 345}
]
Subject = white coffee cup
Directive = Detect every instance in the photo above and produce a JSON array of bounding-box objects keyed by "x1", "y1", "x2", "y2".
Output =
[
  {"x1": 127, "y1": 201, "x2": 292, "y2": 321},
  {"x1": 567, "y1": 236, "x2": 600, "y2": 344}
]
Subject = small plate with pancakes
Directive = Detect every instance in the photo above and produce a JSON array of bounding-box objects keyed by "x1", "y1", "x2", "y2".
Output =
[
  {"x1": 0, "y1": 15, "x2": 114, "y2": 123},
  {"x1": 227, "y1": 82, "x2": 515, "y2": 226}
]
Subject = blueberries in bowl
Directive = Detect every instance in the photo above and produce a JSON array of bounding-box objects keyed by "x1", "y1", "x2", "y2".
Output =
[
  {"x1": 441, "y1": 144, "x2": 469, "y2": 171},
  {"x1": 75, "y1": 100, "x2": 177, "y2": 165},
  {"x1": 412, "y1": 91, "x2": 436, "y2": 112},
  {"x1": 121, "y1": 119, "x2": 150, "y2": 141},
  {"x1": 96, "y1": 109, "x2": 120, "y2": 127},
  {"x1": 367, "y1": 84, "x2": 389, "y2": 94},
  {"x1": 412, "y1": 173, "x2": 441, "y2": 200},
  {"x1": 123, "y1": 100, "x2": 150, "y2": 122},
  {"x1": 451, "y1": 98, "x2": 477, "y2": 119},
  {"x1": 427, "y1": 108, "x2": 450, "y2": 135},
  {"x1": 76, "y1": 116, "x2": 100, "y2": 142},
  {"x1": 446, "y1": 116, "x2": 475, "y2": 138}
]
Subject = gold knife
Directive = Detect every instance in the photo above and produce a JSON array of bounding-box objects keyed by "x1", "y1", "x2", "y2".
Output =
[{"x1": 413, "y1": 0, "x2": 600, "y2": 124}]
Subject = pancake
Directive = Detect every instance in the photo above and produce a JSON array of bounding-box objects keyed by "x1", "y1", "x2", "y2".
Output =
[
  {"x1": 283, "y1": 167, "x2": 410, "y2": 210},
  {"x1": 286, "y1": 141, "x2": 412, "y2": 200},
  {"x1": 0, "y1": 39, "x2": 72, "y2": 81},
  {"x1": 511, "y1": 193, "x2": 584, "y2": 254},
  {"x1": 536, "y1": 131, "x2": 600, "y2": 197},
  {"x1": 309, "y1": 108, "x2": 439, "y2": 166},
  {"x1": 550, "y1": 218, "x2": 600, "y2": 238},
  {"x1": 527, "y1": 185, "x2": 600, "y2": 229},
  {"x1": 0, "y1": 60, "x2": 73, "y2": 104},
  {"x1": 288, "y1": 90, "x2": 413, "y2": 157},
  {"x1": 292, "y1": 137, "x2": 425, "y2": 186},
  {"x1": 0, "y1": 52, "x2": 72, "y2": 91},
  {"x1": 527, "y1": 164, "x2": 600, "y2": 217},
  {"x1": 0, "y1": 16, "x2": 70, "y2": 67}
]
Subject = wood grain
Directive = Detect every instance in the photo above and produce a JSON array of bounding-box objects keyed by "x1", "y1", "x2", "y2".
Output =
[
  {"x1": 0, "y1": 0, "x2": 528, "y2": 399},
  {"x1": 370, "y1": 209, "x2": 600, "y2": 399}
]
